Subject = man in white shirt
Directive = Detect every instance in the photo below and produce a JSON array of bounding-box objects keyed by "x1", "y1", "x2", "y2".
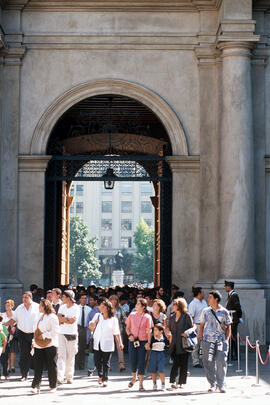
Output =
[
  {"x1": 189, "y1": 286, "x2": 208, "y2": 368},
  {"x1": 57, "y1": 290, "x2": 80, "y2": 384},
  {"x1": 75, "y1": 293, "x2": 91, "y2": 370},
  {"x1": 10, "y1": 291, "x2": 40, "y2": 380}
]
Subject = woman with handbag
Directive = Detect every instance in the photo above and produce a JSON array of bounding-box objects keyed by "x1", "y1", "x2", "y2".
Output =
[
  {"x1": 31, "y1": 299, "x2": 60, "y2": 394},
  {"x1": 125, "y1": 298, "x2": 154, "y2": 391},
  {"x1": 2, "y1": 299, "x2": 19, "y2": 375},
  {"x1": 166, "y1": 298, "x2": 194, "y2": 389},
  {"x1": 89, "y1": 299, "x2": 123, "y2": 387}
]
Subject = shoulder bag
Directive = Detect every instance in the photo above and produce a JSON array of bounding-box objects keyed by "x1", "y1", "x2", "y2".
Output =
[{"x1": 34, "y1": 316, "x2": 52, "y2": 348}]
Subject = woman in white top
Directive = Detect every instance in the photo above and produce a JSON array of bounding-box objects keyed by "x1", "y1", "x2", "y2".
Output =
[
  {"x1": 90, "y1": 299, "x2": 123, "y2": 386},
  {"x1": 2, "y1": 299, "x2": 19, "y2": 373},
  {"x1": 31, "y1": 299, "x2": 60, "y2": 394}
]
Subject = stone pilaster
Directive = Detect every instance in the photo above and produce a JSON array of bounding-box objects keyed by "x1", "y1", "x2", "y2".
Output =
[
  {"x1": 0, "y1": 46, "x2": 25, "y2": 309},
  {"x1": 217, "y1": 41, "x2": 258, "y2": 288},
  {"x1": 17, "y1": 156, "x2": 51, "y2": 292},
  {"x1": 195, "y1": 46, "x2": 220, "y2": 287},
  {"x1": 166, "y1": 156, "x2": 200, "y2": 294}
]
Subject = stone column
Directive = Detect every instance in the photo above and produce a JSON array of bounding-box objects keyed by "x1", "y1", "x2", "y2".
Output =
[
  {"x1": 0, "y1": 47, "x2": 25, "y2": 308},
  {"x1": 217, "y1": 42, "x2": 258, "y2": 287},
  {"x1": 166, "y1": 156, "x2": 200, "y2": 297},
  {"x1": 18, "y1": 156, "x2": 51, "y2": 292},
  {"x1": 195, "y1": 46, "x2": 220, "y2": 287}
]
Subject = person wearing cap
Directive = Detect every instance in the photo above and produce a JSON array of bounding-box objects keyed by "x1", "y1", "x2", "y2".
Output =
[
  {"x1": 224, "y1": 281, "x2": 242, "y2": 361},
  {"x1": 57, "y1": 290, "x2": 80, "y2": 384}
]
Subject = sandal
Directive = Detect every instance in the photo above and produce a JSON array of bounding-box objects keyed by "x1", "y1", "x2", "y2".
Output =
[
  {"x1": 128, "y1": 380, "x2": 136, "y2": 388},
  {"x1": 139, "y1": 386, "x2": 145, "y2": 392}
]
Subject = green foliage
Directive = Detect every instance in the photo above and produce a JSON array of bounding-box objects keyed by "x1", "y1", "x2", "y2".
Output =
[
  {"x1": 69, "y1": 216, "x2": 101, "y2": 284},
  {"x1": 133, "y1": 218, "x2": 154, "y2": 283}
]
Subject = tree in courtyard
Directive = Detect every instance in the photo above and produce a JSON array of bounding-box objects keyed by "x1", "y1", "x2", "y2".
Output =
[
  {"x1": 69, "y1": 216, "x2": 101, "y2": 284},
  {"x1": 133, "y1": 218, "x2": 154, "y2": 283}
]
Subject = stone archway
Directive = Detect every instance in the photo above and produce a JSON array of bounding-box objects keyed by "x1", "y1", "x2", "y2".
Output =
[{"x1": 30, "y1": 79, "x2": 188, "y2": 156}]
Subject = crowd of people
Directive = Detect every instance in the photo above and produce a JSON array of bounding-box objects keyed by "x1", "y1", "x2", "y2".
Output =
[{"x1": 0, "y1": 281, "x2": 243, "y2": 394}]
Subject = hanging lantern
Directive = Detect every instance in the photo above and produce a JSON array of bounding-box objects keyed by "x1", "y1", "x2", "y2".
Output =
[{"x1": 103, "y1": 168, "x2": 117, "y2": 190}]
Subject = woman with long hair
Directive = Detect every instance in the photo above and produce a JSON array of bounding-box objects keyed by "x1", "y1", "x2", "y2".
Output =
[
  {"x1": 166, "y1": 298, "x2": 194, "y2": 389},
  {"x1": 109, "y1": 295, "x2": 125, "y2": 371},
  {"x1": 31, "y1": 299, "x2": 60, "y2": 394},
  {"x1": 89, "y1": 299, "x2": 123, "y2": 386},
  {"x1": 125, "y1": 298, "x2": 154, "y2": 391}
]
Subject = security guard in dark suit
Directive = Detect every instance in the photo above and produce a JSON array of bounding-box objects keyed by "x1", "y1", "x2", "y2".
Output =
[{"x1": 224, "y1": 281, "x2": 242, "y2": 360}]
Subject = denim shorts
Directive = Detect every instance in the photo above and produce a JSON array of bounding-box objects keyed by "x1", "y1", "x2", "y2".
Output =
[{"x1": 148, "y1": 350, "x2": 165, "y2": 373}]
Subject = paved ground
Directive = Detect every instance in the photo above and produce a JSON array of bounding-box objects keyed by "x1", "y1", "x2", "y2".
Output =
[{"x1": 1, "y1": 352, "x2": 270, "y2": 405}]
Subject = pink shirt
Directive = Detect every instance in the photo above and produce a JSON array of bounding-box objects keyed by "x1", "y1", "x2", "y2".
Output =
[{"x1": 126, "y1": 312, "x2": 154, "y2": 341}]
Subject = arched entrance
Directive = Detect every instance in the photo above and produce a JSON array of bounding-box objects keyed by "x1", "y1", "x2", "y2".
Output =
[{"x1": 44, "y1": 93, "x2": 173, "y2": 290}]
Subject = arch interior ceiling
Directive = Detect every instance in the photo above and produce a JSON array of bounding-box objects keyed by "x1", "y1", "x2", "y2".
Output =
[{"x1": 47, "y1": 94, "x2": 171, "y2": 156}]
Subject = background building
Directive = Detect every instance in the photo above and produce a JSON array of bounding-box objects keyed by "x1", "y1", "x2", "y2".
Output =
[{"x1": 69, "y1": 181, "x2": 154, "y2": 284}]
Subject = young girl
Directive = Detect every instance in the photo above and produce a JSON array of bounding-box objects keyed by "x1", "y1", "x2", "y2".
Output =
[{"x1": 147, "y1": 323, "x2": 168, "y2": 391}]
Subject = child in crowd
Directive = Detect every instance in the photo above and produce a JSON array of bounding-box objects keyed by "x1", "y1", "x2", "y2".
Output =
[{"x1": 147, "y1": 323, "x2": 169, "y2": 391}]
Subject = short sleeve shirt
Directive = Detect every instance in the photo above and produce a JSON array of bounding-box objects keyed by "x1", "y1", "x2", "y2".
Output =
[
  {"x1": 58, "y1": 304, "x2": 80, "y2": 335},
  {"x1": 126, "y1": 312, "x2": 154, "y2": 341},
  {"x1": 201, "y1": 306, "x2": 232, "y2": 342}
]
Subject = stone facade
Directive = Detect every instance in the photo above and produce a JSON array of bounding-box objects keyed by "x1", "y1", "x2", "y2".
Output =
[{"x1": 0, "y1": 0, "x2": 269, "y2": 343}]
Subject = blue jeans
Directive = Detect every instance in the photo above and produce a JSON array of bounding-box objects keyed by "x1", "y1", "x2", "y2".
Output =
[
  {"x1": 128, "y1": 340, "x2": 147, "y2": 375},
  {"x1": 201, "y1": 340, "x2": 228, "y2": 389}
]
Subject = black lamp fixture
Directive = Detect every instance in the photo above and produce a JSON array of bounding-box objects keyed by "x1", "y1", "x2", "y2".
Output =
[
  {"x1": 103, "y1": 96, "x2": 118, "y2": 190},
  {"x1": 103, "y1": 167, "x2": 118, "y2": 190}
]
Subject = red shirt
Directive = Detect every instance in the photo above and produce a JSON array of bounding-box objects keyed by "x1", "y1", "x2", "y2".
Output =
[{"x1": 126, "y1": 312, "x2": 154, "y2": 341}]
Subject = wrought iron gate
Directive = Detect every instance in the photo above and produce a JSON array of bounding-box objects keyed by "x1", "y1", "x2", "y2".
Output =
[{"x1": 44, "y1": 155, "x2": 172, "y2": 290}]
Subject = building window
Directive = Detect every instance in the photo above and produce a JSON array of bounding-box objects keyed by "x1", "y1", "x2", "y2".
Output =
[
  {"x1": 76, "y1": 202, "x2": 84, "y2": 214},
  {"x1": 101, "y1": 219, "x2": 112, "y2": 231},
  {"x1": 141, "y1": 183, "x2": 152, "y2": 194},
  {"x1": 121, "y1": 201, "x2": 132, "y2": 213},
  {"x1": 141, "y1": 201, "x2": 152, "y2": 213},
  {"x1": 70, "y1": 185, "x2": 74, "y2": 196},
  {"x1": 120, "y1": 237, "x2": 132, "y2": 249},
  {"x1": 76, "y1": 184, "x2": 84, "y2": 196},
  {"x1": 102, "y1": 201, "x2": 112, "y2": 213},
  {"x1": 101, "y1": 236, "x2": 112, "y2": 248},
  {"x1": 121, "y1": 183, "x2": 132, "y2": 194},
  {"x1": 144, "y1": 218, "x2": 152, "y2": 227},
  {"x1": 121, "y1": 219, "x2": 132, "y2": 231},
  {"x1": 70, "y1": 205, "x2": 74, "y2": 214}
]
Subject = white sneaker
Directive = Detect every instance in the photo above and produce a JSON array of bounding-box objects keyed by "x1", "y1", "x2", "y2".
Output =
[
  {"x1": 49, "y1": 388, "x2": 57, "y2": 393},
  {"x1": 30, "y1": 387, "x2": 40, "y2": 395},
  {"x1": 161, "y1": 384, "x2": 166, "y2": 391},
  {"x1": 153, "y1": 383, "x2": 157, "y2": 390}
]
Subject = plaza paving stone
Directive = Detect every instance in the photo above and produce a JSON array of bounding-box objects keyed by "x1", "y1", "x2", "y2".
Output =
[{"x1": 0, "y1": 352, "x2": 269, "y2": 405}]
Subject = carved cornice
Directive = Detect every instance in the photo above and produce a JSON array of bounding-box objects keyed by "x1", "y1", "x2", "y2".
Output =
[
  {"x1": 1, "y1": 45, "x2": 25, "y2": 65},
  {"x1": 3, "y1": 0, "x2": 29, "y2": 10},
  {"x1": 253, "y1": 0, "x2": 270, "y2": 12},
  {"x1": 265, "y1": 156, "x2": 270, "y2": 172},
  {"x1": 21, "y1": 0, "x2": 222, "y2": 12},
  {"x1": 23, "y1": 33, "x2": 199, "y2": 50},
  {"x1": 217, "y1": 20, "x2": 260, "y2": 45},
  {"x1": 166, "y1": 156, "x2": 200, "y2": 173},
  {"x1": 18, "y1": 155, "x2": 52, "y2": 172},
  {"x1": 195, "y1": 45, "x2": 220, "y2": 66}
]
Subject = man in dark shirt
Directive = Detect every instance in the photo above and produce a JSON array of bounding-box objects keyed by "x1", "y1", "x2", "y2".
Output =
[{"x1": 224, "y1": 281, "x2": 242, "y2": 360}]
